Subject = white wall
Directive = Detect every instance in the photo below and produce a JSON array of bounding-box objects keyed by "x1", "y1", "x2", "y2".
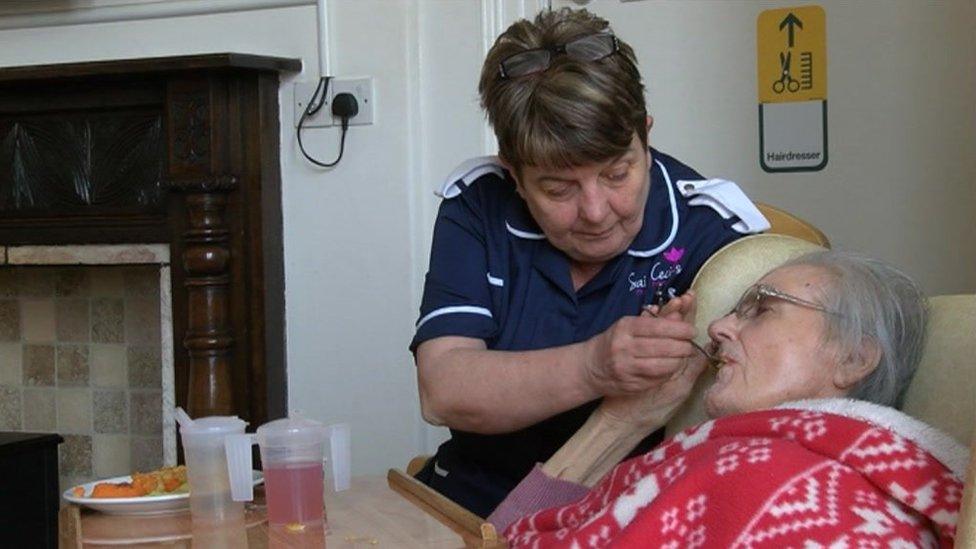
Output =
[{"x1": 0, "y1": 0, "x2": 972, "y2": 475}]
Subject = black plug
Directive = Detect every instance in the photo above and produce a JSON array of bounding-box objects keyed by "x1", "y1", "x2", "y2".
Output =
[{"x1": 331, "y1": 92, "x2": 359, "y2": 126}]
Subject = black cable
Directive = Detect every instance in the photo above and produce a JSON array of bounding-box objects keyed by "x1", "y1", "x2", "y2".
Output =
[{"x1": 297, "y1": 76, "x2": 350, "y2": 168}]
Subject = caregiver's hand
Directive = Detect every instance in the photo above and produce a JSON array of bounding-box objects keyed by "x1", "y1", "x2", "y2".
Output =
[
  {"x1": 581, "y1": 292, "x2": 698, "y2": 397},
  {"x1": 596, "y1": 292, "x2": 708, "y2": 430}
]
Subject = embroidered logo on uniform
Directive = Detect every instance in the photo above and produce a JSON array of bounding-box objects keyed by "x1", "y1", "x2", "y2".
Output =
[
  {"x1": 663, "y1": 246, "x2": 685, "y2": 264},
  {"x1": 628, "y1": 272, "x2": 648, "y2": 295},
  {"x1": 650, "y1": 260, "x2": 683, "y2": 283}
]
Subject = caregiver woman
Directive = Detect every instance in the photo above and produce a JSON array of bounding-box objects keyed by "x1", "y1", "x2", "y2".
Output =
[{"x1": 410, "y1": 8, "x2": 767, "y2": 515}]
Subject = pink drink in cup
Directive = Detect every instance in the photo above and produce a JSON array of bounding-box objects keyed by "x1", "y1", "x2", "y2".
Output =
[
  {"x1": 226, "y1": 418, "x2": 350, "y2": 533},
  {"x1": 264, "y1": 462, "x2": 325, "y2": 527}
]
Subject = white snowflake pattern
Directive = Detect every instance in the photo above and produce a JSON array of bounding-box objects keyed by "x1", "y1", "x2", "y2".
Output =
[
  {"x1": 659, "y1": 541, "x2": 679, "y2": 549},
  {"x1": 660, "y1": 507, "x2": 680, "y2": 534},
  {"x1": 685, "y1": 494, "x2": 707, "y2": 522},
  {"x1": 747, "y1": 446, "x2": 772, "y2": 464},
  {"x1": 687, "y1": 525, "x2": 707, "y2": 548},
  {"x1": 804, "y1": 419, "x2": 828, "y2": 440},
  {"x1": 719, "y1": 442, "x2": 741, "y2": 454},
  {"x1": 769, "y1": 413, "x2": 828, "y2": 441},
  {"x1": 853, "y1": 489, "x2": 880, "y2": 507},
  {"x1": 663, "y1": 456, "x2": 687, "y2": 483},
  {"x1": 716, "y1": 454, "x2": 739, "y2": 475}
]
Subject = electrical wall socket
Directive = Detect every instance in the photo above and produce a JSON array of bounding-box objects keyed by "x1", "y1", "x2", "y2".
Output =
[
  {"x1": 329, "y1": 77, "x2": 373, "y2": 126},
  {"x1": 293, "y1": 77, "x2": 374, "y2": 128},
  {"x1": 294, "y1": 80, "x2": 333, "y2": 128}
]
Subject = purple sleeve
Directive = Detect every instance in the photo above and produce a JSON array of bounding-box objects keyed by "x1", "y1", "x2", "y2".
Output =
[{"x1": 487, "y1": 464, "x2": 590, "y2": 534}]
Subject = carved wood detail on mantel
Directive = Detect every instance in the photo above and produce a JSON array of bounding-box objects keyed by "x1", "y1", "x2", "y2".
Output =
[{"x1": 0, "y1": 54, "x2": 300, "y2": 436}]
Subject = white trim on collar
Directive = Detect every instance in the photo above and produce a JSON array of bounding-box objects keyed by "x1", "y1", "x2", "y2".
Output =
[
  {"x1": 505, "y1": 221, "x2": 546, "y2": 240},
  {"x1": 438, "y1": 156, "x2": 506, "y2": 199},
  {"x1": 627, "y1": 159, "x2": 679, "y2": 258}
]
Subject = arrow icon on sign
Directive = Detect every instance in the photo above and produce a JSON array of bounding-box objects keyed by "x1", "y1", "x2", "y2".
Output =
[{"x1": 779, "y1": 12, "x2": 803, "y2": 48}]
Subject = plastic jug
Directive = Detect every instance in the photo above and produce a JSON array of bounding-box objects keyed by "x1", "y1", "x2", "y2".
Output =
[
  {"x1": 225, "y1": 418, "x2": 350, "y2": 530},
  {"x1": 178, "y1": 414, "x2": 248, "y2": 523}
]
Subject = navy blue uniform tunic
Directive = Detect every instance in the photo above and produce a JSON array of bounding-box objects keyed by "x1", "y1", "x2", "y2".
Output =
[{"x1": 411, "y1": 149, "x2": 745, "y2": 517}]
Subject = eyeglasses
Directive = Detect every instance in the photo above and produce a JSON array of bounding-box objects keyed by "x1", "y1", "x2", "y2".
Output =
[
  {"x1": 732, "y1": 284, "x2": 842, "y2": 320},
  {"x1": 498, "y1": 33, "x2": 620, "y2": 79}
]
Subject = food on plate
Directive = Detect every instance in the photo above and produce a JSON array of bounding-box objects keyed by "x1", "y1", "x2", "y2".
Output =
[{"x1": 79, "y1": 465, "x2": 189, "y2": 498}]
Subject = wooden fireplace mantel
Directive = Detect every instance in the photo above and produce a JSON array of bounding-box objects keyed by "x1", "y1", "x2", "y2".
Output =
[{"x1": 0, "y1": 53, "x2": 301, "y2": 428}]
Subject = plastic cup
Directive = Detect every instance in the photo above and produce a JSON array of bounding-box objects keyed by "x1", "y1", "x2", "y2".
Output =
[
  {"x1": 226, "y1": 419, "x2": 350, "y2": 532},
  {"x1": 180, "y1": 415, "x2": 247, "y2": 524}
]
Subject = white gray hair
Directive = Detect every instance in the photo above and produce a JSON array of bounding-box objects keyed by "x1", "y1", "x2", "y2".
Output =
[{"x1": 781, "y1": 250, "x2": 928, "y2": 408}]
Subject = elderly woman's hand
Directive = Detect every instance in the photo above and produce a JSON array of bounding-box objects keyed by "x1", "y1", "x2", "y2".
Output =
[
  {"x1": 581, "y1": 292, "x2": 699, "y2": 398},
  {"x1": 592, "y1": 293, "x2": 709, "y2": 431}
]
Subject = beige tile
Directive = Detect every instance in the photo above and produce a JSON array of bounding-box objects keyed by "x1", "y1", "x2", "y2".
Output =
[
  {"x1": 0, "y1": 299, "x2": 20, "y2": 341},
  {"x1": 0, "y1": 385, "x2": 21, "y2": 429},
  {"x1": 124, "y1": 267, "x2": 160, "y2": 301},
  {"x1": 22, "y1": 388, "x2": 56, "y2": 432},
  {"x1": 93, "y1": 434, "x2": 131, "y2": 478},
  {"x1": 55, "y1": 269, "x2": 91, "y2": 298},
  {"x1": 21, "y1": 299, "x2": 56, "y2": 342},
  {"x1": 93, "y1": 389, "x2": 128, "y2": 434},
  {"x1": 91, "y1": 298, "x2": 124, "y2": 343},
  {"x1": 0, "y1": 269, "x2": 16, "y2": 298},
  {"x1": 124, "y1": 298, "x2": 160, "y2": 346},
  {"x1": 60, "y1": 434, "x2": 93, "y2": 477},
  {"x1": 23, "y1": 344, "x2": 55, "y2": 386},
  {"x1": 130, "y1": 436, "x2": 163, "y2": 473},
  {"x1": 56, "y1": 299, "x2": 89, "y2": 342},
  {"x1": 128, "y1": 346, "x2": 161, "y2": 389},
  {"x1": 0, "y1": 342, "x2": 22, "y2": 385},
  {"x1": 90, "y1": 344, "x2": 127, "y2": 387},
  {"x1": 130, "y1": 391, "x2": 162, "y2": 435},
  {"x1": 89, "y1": 267, "x2": 126, "y2": 298},
  {"x1": 17, "y1": 267, "x2": 55, "y2": 297},
  {"x1": 57, "y1": 388, "x2": 93, "y2": 434},
  {"x1": 57, "y1": 344, "x2": 90, "y2": 387}
]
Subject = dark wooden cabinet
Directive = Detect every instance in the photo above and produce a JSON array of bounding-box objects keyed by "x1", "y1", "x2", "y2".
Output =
[
  {"x1": 0, "y1": 54, "x2": 300, "y2": 429},
  {"x1": 0, "y1": 432, "x2": 63, "y2": 548}
]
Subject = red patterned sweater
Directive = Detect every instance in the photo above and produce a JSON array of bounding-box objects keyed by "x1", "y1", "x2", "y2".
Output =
[{"x1": 498, "y1": 399, "x2": 967, "y2": 548}]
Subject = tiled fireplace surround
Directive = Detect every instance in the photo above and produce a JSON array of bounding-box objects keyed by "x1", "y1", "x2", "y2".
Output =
[
  {"x1": 0, "y1": 55, "x2": 295, "y2": 496},
  {"x1": 0, "y1": 244, "x2": 175, "y2": 491}
]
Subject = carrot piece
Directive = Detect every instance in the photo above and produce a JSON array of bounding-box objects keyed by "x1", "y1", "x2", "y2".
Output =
[
  {"x1": 91, "y1": 482, "x2": 143, "y2": 498},
  {"x1": 72, "y1": 486, "x2": 85, "y2": 497}
]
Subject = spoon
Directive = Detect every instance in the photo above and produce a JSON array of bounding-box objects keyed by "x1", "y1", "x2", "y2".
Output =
[{"x1": 641, "y1": 304, "x2": 722, "y2": 368}]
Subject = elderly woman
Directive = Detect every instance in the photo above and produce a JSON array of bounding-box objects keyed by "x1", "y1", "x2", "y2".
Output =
[
  {"x1": 412, "y1": 8, "x2": 767, "y2": 516},
  {"x1": 488, "y1": 251, "x2": 967, "y2": 547}
]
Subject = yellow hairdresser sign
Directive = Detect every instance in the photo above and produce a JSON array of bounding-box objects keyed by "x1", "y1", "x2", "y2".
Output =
[
  {"x1": 757, "y1": 6, "x2": 826, "y2": 104},
  {"x1": 757, "y1": 5, "x2": 828, "y2": 172}
]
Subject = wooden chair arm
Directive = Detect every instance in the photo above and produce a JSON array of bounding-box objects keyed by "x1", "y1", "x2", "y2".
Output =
[
  {"x1": 406, "y1": 454, "x2": 431, "y2": 477},
  {"x1": 957, "y1": 424, "x2": 976, "y2": 547},
  {"x1": 387, "y1": 468, "x2": 504, "y2": 548}
]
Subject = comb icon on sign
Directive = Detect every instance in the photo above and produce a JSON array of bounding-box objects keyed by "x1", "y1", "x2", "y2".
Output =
[{"x1": 799, "y1": 51, "x2": 813, "y2": 90}]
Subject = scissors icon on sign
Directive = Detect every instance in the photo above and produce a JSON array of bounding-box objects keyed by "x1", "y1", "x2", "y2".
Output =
[{"x1": 772, "y1": 51, "x2": 800, "y2": 94}]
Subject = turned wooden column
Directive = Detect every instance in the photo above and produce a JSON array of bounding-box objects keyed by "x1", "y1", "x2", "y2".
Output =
[{"x1": 169, "y1": 176, "x2": 237, "y2": 416}]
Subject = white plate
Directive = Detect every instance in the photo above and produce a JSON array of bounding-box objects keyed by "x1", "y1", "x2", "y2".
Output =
[{"x1": 63, "y1": 471, "x2": 264, "y2": 516}]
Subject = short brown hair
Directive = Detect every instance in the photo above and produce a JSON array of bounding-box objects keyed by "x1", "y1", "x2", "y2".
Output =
[{"x1": 478, "y1": 8, "x2": 647, "y2": 172}]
